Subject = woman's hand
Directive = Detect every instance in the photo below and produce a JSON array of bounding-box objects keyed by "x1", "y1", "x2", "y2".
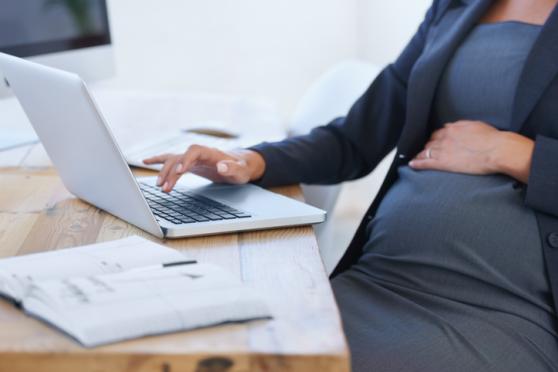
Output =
[
  {"x1": 143, "y1": 145, "x2": 266, "y2": 192},
  {"x1": 409, "y1": 120, "x2": 535, "y2": 183}
]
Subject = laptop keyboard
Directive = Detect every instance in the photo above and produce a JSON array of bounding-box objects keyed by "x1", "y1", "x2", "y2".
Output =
[{"x1": 139, "y1": 183, "x2": 251, "y2": 225}]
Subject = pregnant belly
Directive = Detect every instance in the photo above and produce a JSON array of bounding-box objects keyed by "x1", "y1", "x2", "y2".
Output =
[{"x1": 359, "y1": 166, "x2": 547, "y2": 309}]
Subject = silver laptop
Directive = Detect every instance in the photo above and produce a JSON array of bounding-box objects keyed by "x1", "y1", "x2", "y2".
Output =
[{"x1": 0, "y1": 53, "x2": 325, "y2": 239}]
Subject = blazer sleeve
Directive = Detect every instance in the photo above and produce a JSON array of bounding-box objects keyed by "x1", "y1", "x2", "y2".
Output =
[
  {"x1": 249, "y1": 1, "x2": 442, "y2": 188},
  {"x1": 525, "y1": 135, "x2": 558, "y2": 217}
]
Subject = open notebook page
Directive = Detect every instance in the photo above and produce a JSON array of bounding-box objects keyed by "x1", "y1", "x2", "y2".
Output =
[
  {"x1": 23, "y1": 264, "x2": 271, "y2": 347},
  {"x1": 0, "y1": 236, "x2": 187, "y2": 301}
]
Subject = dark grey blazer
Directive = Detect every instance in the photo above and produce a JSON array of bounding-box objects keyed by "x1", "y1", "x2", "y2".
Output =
[{"x1": 251, "y1": 0, "x2": 558, "y2": 314}]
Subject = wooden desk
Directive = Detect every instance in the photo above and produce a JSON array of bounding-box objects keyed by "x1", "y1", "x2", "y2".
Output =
[{"x1": 0, "y1": 167, "x2": 350, "y2": 372}]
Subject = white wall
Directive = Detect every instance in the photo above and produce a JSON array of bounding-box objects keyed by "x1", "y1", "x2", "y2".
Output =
[
  {"x1": 357, "y1": 0, "x2": 432, "y2": 67},
  {"x1": 104, "y1": 0, "x2": 359, "y2": 117},
  {"x1": 103, "y1": 1, "x2": 432, "y2": 117}
]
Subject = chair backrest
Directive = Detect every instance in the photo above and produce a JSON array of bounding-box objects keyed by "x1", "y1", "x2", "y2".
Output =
[
  {"x1": 290, "y1": 60, "x2": 381, "y2": 136},
  {"x1": 288, "y1": 60, "x2": 381, "y2": 269},
  {"x1": 289, "y1": 60, "x2": 381, "y2": 213}
]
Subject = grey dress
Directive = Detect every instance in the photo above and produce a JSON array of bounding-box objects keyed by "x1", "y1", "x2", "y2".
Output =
[{"x1": 331, "y1": 22, "x2": 558, "y2": 371}]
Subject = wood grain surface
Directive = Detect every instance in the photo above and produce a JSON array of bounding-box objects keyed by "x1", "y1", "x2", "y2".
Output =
[{"x1": 0, "y1": 167, "x2": 349, "y2": 372}]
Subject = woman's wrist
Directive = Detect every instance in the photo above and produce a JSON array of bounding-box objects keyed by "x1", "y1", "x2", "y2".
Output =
[
  {"x1": 238, "y1": 149, "x2": 266, "y2": 182},
  {"x1": 492, "y1": 132, "x2": 535, "y2": 184}
]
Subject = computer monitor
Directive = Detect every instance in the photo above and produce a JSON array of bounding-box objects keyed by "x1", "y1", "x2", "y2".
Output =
[{"x1": 0, "y1": 0, "x2": 114, "y2": 98}]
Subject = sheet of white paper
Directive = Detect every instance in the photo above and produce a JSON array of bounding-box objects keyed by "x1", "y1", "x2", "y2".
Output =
[
  {"x1": 0, "y1": 236, "x2": 186, "y2": 300},
  {"x1": 24, "y1": 264, "x2": 271, "y2": 346}
]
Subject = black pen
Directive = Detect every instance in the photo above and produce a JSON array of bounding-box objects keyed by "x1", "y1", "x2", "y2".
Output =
[
  {"x1": 162, "y1": 260, "x2": 198, "y2": 268},
  {"x1": 127, "y1": 260, "x2": 198, "y2": 273}
]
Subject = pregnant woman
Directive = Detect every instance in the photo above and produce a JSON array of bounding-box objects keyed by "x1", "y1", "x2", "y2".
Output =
[{"x1": 145, "y1": 0, "x2": 558, "y2": 370}]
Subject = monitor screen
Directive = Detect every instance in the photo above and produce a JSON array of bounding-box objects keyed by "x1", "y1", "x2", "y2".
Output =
[{"x1": 0, "y1": 0, "x2": 111, "y2": 58}]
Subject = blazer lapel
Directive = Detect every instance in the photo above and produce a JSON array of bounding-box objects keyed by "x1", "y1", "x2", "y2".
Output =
[
  {"x1": 510, "y1": 4, "x2": 558, "y2": 133},
  {"x1": 398, "y1": 0, "x2": 493, "y2": 157}
]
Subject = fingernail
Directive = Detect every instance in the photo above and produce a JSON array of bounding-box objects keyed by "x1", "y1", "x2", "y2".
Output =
[
  {"x1": 409, "y1": 161, "x2": 416, "y2": 167},
  {"x1": 156, "y1": 176, "x2": 162, "y2": 186},
  {"x1": 163, "y1": 181, "x2": 169, "y2": 191},
  {"x1": 217, "y1": 163, "x2": 228, "y2": 174},
  {"x1": 176, "y1": 163, "x2": 183, "y2": 173}
]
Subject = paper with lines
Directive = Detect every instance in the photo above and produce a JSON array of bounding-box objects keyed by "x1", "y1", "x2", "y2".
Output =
[
  {"x1": 0, "y1": 236, "x2": 185, "y2": 301},
  {"x1": 0, "y1": 236, "x2": 270, "y2": 346}
]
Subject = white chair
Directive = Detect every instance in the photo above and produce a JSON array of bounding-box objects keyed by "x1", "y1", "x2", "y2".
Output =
[{"x1": 289, "y1": 60, "x2": 381, "y2": 272}]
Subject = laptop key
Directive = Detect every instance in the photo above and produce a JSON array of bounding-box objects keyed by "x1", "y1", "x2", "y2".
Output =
[
  {"x1": 233, "y1": 212, "x2": 251, "y2": 218},
  {"x1": 189, "y1": 214, "x2": 210, "y2": 222},
  {"x1": 213, "y1": 210, "x2": 237, "y2": 218}
]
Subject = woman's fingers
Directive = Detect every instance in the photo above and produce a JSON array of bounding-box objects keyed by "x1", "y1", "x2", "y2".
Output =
[
  {"x1": 409, "y1": 157, "x2": 439, "y2": 170},
  {"x1": 158, "y1": 156, "x2": 182, "y2": 191},
  {"x1": 415, "y1": 148, "x2": 432, "y2": 160},
  {"x1": 143, "y1": 154, "x2": 172, "y2": 165},
  {"x1": 414, "y1": 149, "x2": 427, "y2": 160},
  {"x1": 410, "y1": 146, "x2": 441, "y2": 168},
  {"x1": 158, "y1": 145, "x2": 231, "y2": 192},
  {"x1": 177, "y1": 145, "x2": 205, "y2": 175},
  {"x1": 164, "y1": 162, "x2": 185, "y2": 192},
  {"x1": 430, "y1": 128, "x2": 447, "y2": 141},
  {"x1": 162, "y1": 146, "x2": 204, "y2": 191},
  {"x1": 149, "y1": 145, "x2": 260, "y2": 192}
]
